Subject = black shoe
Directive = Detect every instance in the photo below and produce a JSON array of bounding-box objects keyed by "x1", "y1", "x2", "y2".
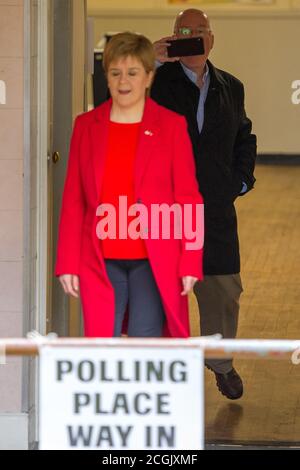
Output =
[{"x1": 207, "y1": 366, "x2": 243, "y2": 400}]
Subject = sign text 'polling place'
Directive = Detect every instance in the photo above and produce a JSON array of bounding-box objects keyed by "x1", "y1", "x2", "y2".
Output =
[{"x1": 39, "y1": 345, "x2": 204, "y2": 450}]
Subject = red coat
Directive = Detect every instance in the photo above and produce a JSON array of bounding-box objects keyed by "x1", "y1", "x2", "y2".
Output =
[{"x1": 55, "y1": 98, "x2": 203, "y2": 337}]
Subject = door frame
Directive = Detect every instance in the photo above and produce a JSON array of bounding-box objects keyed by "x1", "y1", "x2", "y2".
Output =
[
  {"x1": 36, "y1": 0, "x2": 50, "y2": 338},
  {"x1": 28, "y1": 0, "x2": 86, "y2": 447}
]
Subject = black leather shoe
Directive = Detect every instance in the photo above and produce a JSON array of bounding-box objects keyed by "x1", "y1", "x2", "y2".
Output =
[{"x1": 208, "y1": 366, "x2": 243, "y2": 400}]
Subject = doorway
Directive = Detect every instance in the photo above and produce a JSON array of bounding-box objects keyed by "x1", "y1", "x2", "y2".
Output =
[{"x1": 46, "y1": 0, "x2": 87, "y2": 337}]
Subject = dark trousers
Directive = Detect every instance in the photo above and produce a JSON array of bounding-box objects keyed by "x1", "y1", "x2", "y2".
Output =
[
  {"x1": 193, "y1": 274, "x2": 243, "y2": 373},
  {"x1": 104, "y1": 259, "x2": 165, "y2": 337}
]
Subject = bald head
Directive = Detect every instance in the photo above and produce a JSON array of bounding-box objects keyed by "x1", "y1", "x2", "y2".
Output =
[
  {"x1": 172, "y1": 8, "x2": 214, "y2": 73},
  {"x1": 174, "y1": 9, "x2": 211, "y2": 34}
]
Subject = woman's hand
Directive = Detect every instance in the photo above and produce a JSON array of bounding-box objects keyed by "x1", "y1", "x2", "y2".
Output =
[
  {"x1": 153, "y1": 36, "x2": 180, "y2": 63},
  {"x1": 59, "y1": 274, "x2": 80, "y2": 298},
  {"x1": 181, "y1": 276, "x2": 198, "y2": 296}
]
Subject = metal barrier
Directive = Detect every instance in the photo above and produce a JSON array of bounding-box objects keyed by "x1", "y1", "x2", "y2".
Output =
[
  {"x1": 1, "y1": 336, "x2": 300, "y2": 360},
  {"x1": 1, "y1": 335, "x2": 300, "y2": 449}
]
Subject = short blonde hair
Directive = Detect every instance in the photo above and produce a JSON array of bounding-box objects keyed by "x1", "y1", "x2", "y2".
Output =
[{"x1": 103, "y1": 32, "x2": 155, "y2": 75}]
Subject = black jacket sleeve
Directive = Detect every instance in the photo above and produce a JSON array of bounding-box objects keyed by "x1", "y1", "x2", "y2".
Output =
[{"x1": 232, "y1": 83, "x2": 257, "y2": 197}]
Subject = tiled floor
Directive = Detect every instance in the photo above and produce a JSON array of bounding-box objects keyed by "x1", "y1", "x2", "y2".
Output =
[{"x1": 189, "y1": 164, "x2": 300, "y2": 444}]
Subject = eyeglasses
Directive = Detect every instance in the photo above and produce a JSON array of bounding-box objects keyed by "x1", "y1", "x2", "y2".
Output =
[{"x1": 177, "y1": 27, "x2": 211, "y2": 37}]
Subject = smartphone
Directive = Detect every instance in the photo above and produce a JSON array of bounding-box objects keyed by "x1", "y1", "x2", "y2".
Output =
[{"x1": 167, "y1": 37, "x2": 204, "y2": 58}]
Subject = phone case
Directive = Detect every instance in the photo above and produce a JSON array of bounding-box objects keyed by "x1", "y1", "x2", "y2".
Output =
[{"x1": 167, "y1": 37, "x2": 204, "y2": 58}]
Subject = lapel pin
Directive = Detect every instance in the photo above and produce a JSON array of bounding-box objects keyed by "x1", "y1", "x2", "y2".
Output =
[{"x1": 144, "y1": 130, "x2": 153, "y2": 136}]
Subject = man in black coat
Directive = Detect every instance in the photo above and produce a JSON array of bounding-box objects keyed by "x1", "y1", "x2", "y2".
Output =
[{"x1": 151, "y1": 9, "x2": 257, "y2": 399}]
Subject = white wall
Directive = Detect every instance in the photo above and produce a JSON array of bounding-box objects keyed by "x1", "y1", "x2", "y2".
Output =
[
  {"x1": 0, "y1": 0, "x2": 29, "y2": 450},
  {"x1": 0, "y1": 0, "x2": 24, "y2": 415},
  {"x1": 208, "y1": 14, "x2": 300, "y2": 154},
  {"x1": 87, "y1": 1, "x2": 300, "y2": 154}
]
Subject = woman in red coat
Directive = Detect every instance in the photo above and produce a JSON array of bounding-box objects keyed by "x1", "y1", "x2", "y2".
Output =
[{"x1": 55, "y1": 32, "x2": 204, "y2": 338}]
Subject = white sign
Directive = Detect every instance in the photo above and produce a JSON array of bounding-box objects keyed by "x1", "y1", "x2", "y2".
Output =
[{"x1": 39, "y1": 345, "x2": 204, "y2": 450}]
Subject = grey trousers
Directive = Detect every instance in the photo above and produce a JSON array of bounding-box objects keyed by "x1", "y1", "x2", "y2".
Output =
[
  {"x1": 104, "y1": 259, "x2": 165, "y2": 337},
  {"x1": 193, "y1": 274, "x2": 243, "y2": 374}
]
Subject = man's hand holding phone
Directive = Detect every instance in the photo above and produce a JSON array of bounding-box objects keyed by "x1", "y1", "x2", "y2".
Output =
[
  {"x1": 153, "y1": 35, "x2": 180, "y2": 63},
  {"x1": 154, "y1": 35, "x2": 205, "y2": 63}
]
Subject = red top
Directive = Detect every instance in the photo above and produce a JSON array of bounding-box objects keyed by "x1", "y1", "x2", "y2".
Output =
[{"x1": 100, "y1": 120, "x2": 148, "y2": 259}]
